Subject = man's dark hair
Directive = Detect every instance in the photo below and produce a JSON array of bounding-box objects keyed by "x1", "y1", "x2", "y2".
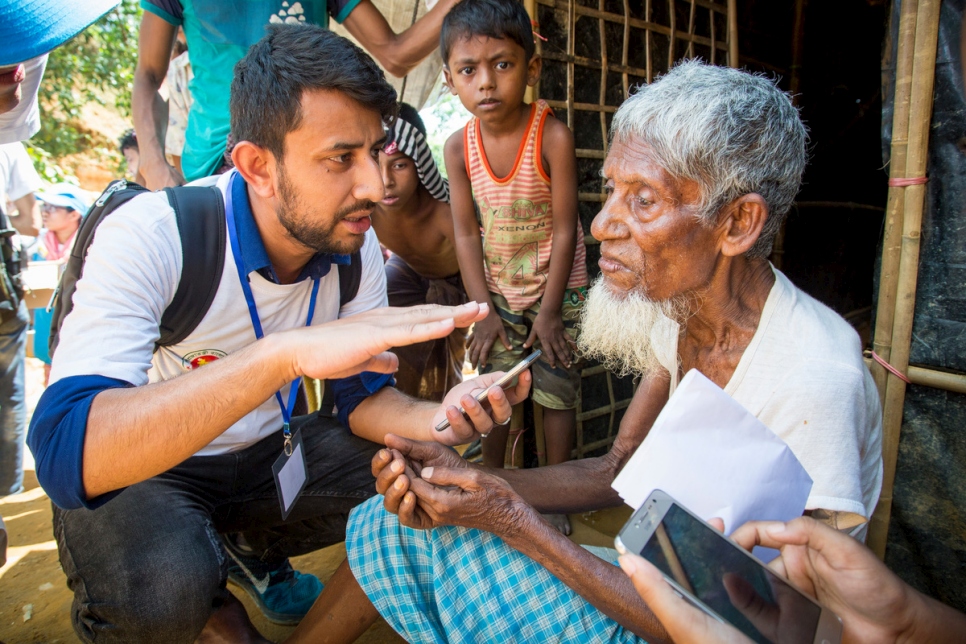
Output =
[
  {"x1": 231, "y1": 24, "x2": 398, "y2": 161},
  {"x1": 397, "y1": 102, "x2": 426, "y2": 137},
  {"x1": 118, "y1": 128, "x2": 138, "y2": 153},
  {"x1": 441, "y1": 0, "x2": 535, "y2": 66}
]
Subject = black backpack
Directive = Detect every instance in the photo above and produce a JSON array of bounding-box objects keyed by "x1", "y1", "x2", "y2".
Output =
[{"x1": 48, "y1": 179, "x2": 362, "y2": 358}]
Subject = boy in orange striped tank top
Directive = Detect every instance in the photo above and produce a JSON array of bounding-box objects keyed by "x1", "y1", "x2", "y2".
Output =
[{"x1": 441, "y1": 0, "x2": 588, "y2": 532}]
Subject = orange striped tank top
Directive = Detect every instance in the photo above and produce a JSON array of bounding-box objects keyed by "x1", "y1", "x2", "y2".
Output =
[{"x1": 464, "y1": 100, "x2": 589, "y2": 311}]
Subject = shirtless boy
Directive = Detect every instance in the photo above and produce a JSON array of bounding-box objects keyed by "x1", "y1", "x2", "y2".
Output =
[{"x1": 372, "y1": 103, "x2": 467, "y2": 401}]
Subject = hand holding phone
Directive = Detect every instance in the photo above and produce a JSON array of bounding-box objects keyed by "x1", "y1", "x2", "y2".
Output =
[
  {"x1": 615, "y1": 490, "x2": 842, "y2": 644},
  {"x1": 434, "y1": 350, "x2": 541, "y2": 432}
]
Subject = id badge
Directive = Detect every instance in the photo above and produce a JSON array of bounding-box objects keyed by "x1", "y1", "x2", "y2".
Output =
[{"x1": 272, "y1": 428, "x2": 308, "y2": 520}]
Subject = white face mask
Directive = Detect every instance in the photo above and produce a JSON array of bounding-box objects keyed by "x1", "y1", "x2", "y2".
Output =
[{"x1": 0, "y1": 54, "x2": 47, "y2": 145}]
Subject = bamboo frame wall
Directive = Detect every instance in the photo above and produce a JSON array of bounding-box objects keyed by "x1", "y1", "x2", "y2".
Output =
[
  {"x1": 528, "y1": 0, "x2": 738, "y2": 457},
  {"x1": 866, "y1": 0, "x2": 942, "y2": 558}
]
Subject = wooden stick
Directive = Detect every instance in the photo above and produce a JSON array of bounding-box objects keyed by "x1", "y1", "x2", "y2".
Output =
[
  {"x1": 568, "y1": 0, "x2": 576, "y2": 129},
  {"x1": 687, "y1": 0, "x2": 697, "y2": 58},
  {"x1": 710, "y1": 5, "x2": 716, "y2": 65},
  {"x1": 622, "y1": 0, "x2": 631, "y2": 95},
  {"x1": 668, "y1": 0, "x2": 676, "y2": 70},
  {"x1": 524, "y1": 0, "x2": 538, "y2": 103},
  {"x1": 646, "y1": 0, "x2": 653, "y2": 81},
  {"x1": 727, "y1": 0, "x2": 738, "y2": 67},
  {"x1": 599, "y1": 0, "x2": 609, "y2": 154},
  {"x1": 867, "y1": 0, "x2": 941, "y2": 560},
  {"x1": 863, "y1": 359, "x2": 966, "y2": 396},
  {"x1": 871, "y1": 0, "x2": 919, "y2": 403}
]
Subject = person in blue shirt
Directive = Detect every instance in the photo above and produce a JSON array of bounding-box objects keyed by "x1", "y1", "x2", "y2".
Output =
[
  {"x1": 29, "y1": 25, "x2": 528, "y2": 643},
  {"x1": 133, "y1": 0, "x2": 463, "y2": 190}
]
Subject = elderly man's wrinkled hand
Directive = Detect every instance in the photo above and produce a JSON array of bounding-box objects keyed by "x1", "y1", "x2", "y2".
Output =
[
  {"x1": 405, "y1": 466, "x2": 528, "y2": 535},
  {"x1": 431, "y1": 369, "x2": 531, "y2": 445}
]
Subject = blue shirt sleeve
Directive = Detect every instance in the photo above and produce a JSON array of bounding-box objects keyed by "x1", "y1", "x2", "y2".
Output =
[
  {"x1": 27, "y1": 375, "x2": 134, "y2": 510},
  {"x1": 330, "y1": 371, "x2": 394, "y2": 430}
]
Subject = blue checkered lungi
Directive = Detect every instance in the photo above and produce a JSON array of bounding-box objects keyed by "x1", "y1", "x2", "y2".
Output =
[{"x1": 346, "y1": 497, "x2": 647, "y2": 644}]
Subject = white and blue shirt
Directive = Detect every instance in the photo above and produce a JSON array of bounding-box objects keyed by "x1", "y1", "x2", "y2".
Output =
[{"x1": 28, "y1": 170, "x2": 389, "y2": 510}]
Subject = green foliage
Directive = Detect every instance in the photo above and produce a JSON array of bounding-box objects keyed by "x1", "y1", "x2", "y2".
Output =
[
  {"x1": 420, "y1": 91, "x2": 471, "y2": 179},
  {"x1": 34, "y1": 0, "x2": 141, "y2": 159}
]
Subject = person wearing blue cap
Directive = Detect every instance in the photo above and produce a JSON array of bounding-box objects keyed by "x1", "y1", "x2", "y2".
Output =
[{"x1": 34, "y1": 183, "x2": 88, "y2": 262}]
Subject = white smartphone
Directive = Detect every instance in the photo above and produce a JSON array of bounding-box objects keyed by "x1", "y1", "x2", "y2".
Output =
[
  {"x1": 615, "y1": 490, "x2": 842, "y2": 644},
  {"x1": 434, "y1": 350, "x2": 542, "y2": 432}
]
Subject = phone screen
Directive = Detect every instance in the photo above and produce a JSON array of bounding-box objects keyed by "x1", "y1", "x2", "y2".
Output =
[{"x1": 640, "y1": 504, "x2": 821, "y2": 644}]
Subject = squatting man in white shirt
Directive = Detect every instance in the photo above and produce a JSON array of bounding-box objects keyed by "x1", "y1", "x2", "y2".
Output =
[{"x1": 28, "y1": 24, "x2": 528, "y2": 644}]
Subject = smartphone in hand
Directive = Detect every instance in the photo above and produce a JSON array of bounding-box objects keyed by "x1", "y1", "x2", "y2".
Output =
[
  {"x1": 434, "y1": 350, "x2": 541, "y2": 432},
  {"x1": 615, "y1": 490, "x2": 842, "y2": 644}
]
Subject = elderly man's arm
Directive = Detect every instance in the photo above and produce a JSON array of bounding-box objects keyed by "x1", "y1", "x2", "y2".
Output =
[{"x1": 408, "y1": 466, "x2": 672, "y2": 642}]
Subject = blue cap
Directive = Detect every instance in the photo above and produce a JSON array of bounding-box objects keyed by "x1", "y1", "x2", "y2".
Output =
[
  {"x1": 36, "y1": 184, "x2": 90, "y2": 215},
  {"x1": 0, "y1": 0, "x2": 120, "y2": 66}
]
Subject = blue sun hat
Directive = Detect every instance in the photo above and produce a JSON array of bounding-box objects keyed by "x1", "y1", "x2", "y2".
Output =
[
  {"x1": 36, "y1": 184, "x2": 91, "y2": 216},
  {"x1": 0, "y1": 0, "x2": 120, "y2": 66}
]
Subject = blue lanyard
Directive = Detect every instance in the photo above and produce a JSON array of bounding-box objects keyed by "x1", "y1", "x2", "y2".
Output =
[{"x1": 225, "y1": 172, "x2": 320, "y2": 452}]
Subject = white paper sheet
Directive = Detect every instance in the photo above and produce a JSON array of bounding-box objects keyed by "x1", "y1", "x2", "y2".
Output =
[{"x1": 611, "y1": 369, "x2": 813, "y2": 560}]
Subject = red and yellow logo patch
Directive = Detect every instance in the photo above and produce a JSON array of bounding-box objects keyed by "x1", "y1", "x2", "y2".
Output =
[{"x1": 182, "y1": 349, "x2": 227, "y2": 371}]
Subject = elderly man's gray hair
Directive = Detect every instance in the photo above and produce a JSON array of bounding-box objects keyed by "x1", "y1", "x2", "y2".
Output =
[{"x1": 610, "y1": 60, "x2": 807, "y2": 258}]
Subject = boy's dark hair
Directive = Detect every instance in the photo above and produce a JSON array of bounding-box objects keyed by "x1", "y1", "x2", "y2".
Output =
[
  {"x1": 397, "y1": 102, "x2": 427, "y2": 137},
  {"x1": 231, "y1": 24, "x2": 397, "y2": 162},
  {"x1": 118, "y1": 128, "x2": 138, "y2": 153},
  {"x1": 441, "y1": 0, "x2": 535, "y2": 66}
]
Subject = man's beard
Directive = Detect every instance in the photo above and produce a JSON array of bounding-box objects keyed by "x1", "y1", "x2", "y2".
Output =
[
  {"x1": 275, "y1": 166, "x2": 373, "y2": 255},
  {"x1": 577, "y1": 277, "x2": 690, "y2": 379}
]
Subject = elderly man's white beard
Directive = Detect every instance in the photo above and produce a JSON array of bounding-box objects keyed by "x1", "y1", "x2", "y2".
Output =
[{"x1": 577, "y1": 278, "x2": 684, "y2": 379}]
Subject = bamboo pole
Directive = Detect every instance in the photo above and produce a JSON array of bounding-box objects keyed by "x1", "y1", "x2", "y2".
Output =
[
  {"x1": 668, "y1": 0, "x2": 676, "y2": 69},
  {"x1": 864, "y1": 359, "x2": 966, "y2": 396},
  {"x1": 871, "y1": 0, "x2": 920, "y2": 404},
  {"x1": 599, "y1": 0, "x2": 609, "y2": 153},
  {"x1": 524, "y1": 0, "x2": 537, "y2": 104},
  {"x1": 867, "y1": 0, "x2": 941, "y2": 559},
  {"x1": 726, "y1": 0, "x2": 738, "y2": 67}
]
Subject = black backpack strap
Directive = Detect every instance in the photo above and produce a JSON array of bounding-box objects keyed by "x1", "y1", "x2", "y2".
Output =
[
  {"x1": 158, "y1": 185, "x2": 226, "y2": 348},
  {"x1": 49, "y1": 180, "x2": 149, "y2": 357},
  {"x1": 338, "y1": 250, "x2": 362, "y2": 307}
]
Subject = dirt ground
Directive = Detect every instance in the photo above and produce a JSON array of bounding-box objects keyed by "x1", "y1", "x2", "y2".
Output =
[{"x1": 0, "y1": 359, "x2": 630, "y2": 643}]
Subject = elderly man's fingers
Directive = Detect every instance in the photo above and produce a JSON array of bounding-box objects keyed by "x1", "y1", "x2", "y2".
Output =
[
  {"x1": 421, "y1": 465, "x2": 480, "y2": 489},
  {"x1": 371, "y1": 448, "x2": 392, "y2": 478},
  {"x1": 619, "y1": 554, "x2": 752, "y2": 644},
  {"x1": 381, "y1": 472, "x2": 410, "y2": 515},
  {"x1": 374, "y1": 450, "x2": 408, "y2": 496},
  {"x1": 397, "y1": 490, "x2": 433, "y2": 530}
]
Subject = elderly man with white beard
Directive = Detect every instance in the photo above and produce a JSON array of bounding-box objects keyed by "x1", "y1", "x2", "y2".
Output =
[{"x1": 284, "y1": 60, "x2": 883, "y2": 644}]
